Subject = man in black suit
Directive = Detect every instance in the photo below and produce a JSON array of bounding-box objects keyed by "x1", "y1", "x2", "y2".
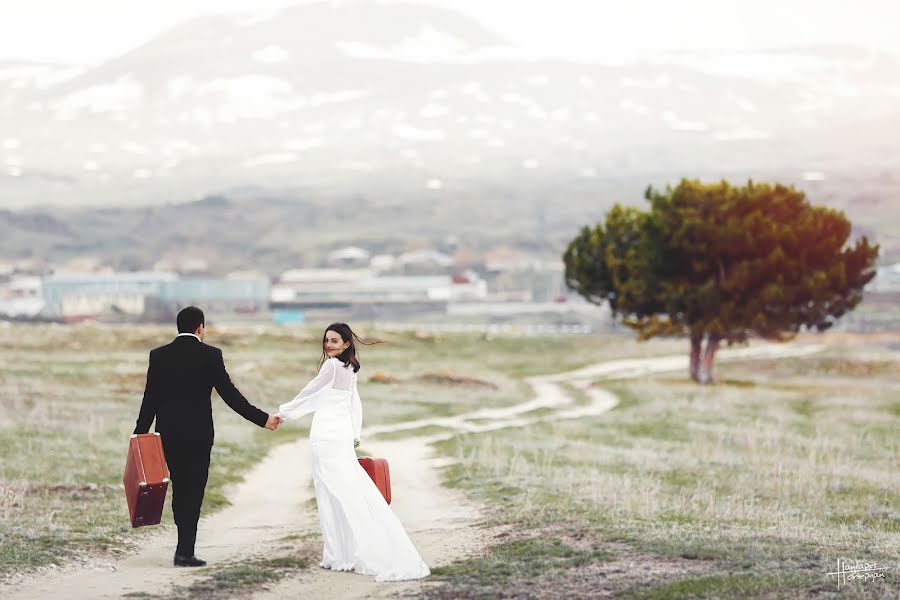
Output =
[{"x1": 133, "y1": 306, "x2": 281, "y2": 567}]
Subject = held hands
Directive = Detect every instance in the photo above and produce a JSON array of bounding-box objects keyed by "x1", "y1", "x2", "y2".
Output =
[{"x1": 264, "y1": 414, "x2": 285, "y2": 430}]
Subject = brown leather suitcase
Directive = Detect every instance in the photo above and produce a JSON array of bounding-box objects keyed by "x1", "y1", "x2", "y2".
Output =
[
  {"x1": 123, "y1": 433, "x2": 170, "y2": 528},
  {"x1": 358, "y1": 457, "x2": 391, "y2": 505}
]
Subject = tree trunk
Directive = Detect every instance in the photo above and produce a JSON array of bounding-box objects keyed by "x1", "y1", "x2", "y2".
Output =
[
  {"x1": 698, "y1": 335, "x2": 721, "y2": 384},
  {"x1": 689, "y1": 333, "x2": 702, "y2": 382}
]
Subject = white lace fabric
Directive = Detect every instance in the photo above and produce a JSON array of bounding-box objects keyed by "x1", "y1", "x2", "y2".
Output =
[{"x1": 276, "y1": 358, "x2": 430, "y2": 581}]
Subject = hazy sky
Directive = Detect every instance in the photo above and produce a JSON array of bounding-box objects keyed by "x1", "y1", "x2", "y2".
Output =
[{"x1": 1, "y1": 0, "x2": 899, "y2": 65}]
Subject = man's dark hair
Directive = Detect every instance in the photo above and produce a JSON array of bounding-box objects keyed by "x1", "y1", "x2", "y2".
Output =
[{"x1": 177, "y1": 306, "x2": 205, "y2": 334}]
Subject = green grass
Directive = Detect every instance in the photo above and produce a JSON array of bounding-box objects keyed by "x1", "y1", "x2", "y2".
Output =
[
  {"x1": 625, "y1": 573, "x2": 822, "y2": 599},
  {"x1": 427, "y1": 349, "x2": 900, "y2": 598},
  {"x1": 557, "y1": 381, "x2": 591, "y2": 406},
  {"x1": 431, "y1": 536, "x2": 611, "y2": 580},
  {"x1": 126, "y1": 554, "x2": 311, "y2": 600},
  {"x1": 277, "y1": 531, "x2": 319, "y2": 543},
  {"x1": 372, "y1": 424, "x2": 453, "y2": 440},
  {"x1": 0, "y1": 322, "x2": 640, "y2": 577},
  {"x1": 740, "y1": 356, "x2": 899, "y2": 379},
  {"x1": 4, "y1": 324, "x2": 900, "y2": 598},
  {"x1": 183, "y1": 556, "x2": 308, "y2": 597}
]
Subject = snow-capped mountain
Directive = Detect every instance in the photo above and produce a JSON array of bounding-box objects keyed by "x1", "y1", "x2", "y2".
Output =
[{"x1": 1, "y1": 1, "x2": 900, "y2": 210}]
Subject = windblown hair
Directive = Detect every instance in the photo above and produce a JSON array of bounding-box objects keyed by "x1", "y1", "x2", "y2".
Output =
[{"x1": 318, "y1": 323, "x2": 381, "y2": 373}]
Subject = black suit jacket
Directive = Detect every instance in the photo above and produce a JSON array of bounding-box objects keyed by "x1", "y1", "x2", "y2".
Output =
[{"x1": 133, "y1": 335, "x2": 269, "y2": 445}]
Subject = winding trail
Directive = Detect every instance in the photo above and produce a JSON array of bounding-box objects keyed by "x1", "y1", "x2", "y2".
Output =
[{"x1": 4, "y1": 343, "x2": 823, "y2": 599}]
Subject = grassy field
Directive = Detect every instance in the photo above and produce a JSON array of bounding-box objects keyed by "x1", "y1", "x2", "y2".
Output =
[
  {"x1": 0, "y1": 322, "x2": 675, "y2": 580},
  {"x1": 1, "y1": 323, "x2": 897, "y2": 598},
  {"x1": 428, "y1": 336, "x2": 900, "y2": 598}
]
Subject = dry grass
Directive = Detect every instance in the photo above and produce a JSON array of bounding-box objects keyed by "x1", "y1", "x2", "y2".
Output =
[
  {"x1": 0, "y1": 321, "x2": 636, "y2": 578},
  {"x1": 5, "y1": 323, "x2": 897, "y2": 597},
  {"x1": 432, "y1": 342, "x2": 900, "y2": 598}
]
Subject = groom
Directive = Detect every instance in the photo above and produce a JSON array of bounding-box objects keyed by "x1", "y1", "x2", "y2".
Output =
[{"x1": 133, "y1": 306, "x2": 281, "y2": 567}]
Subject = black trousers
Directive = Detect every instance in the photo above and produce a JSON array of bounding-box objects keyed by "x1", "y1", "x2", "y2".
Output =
[{"x1": 161, "y1": 437, "x2": 212, "y2": 556}]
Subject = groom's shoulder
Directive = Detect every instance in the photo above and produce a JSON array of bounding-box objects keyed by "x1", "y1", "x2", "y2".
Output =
[
  {"x1": 200, "y1": 342, "x2": 224, "y2": 358},
  {"x1": 149, "y1": 342, "x2": 169, "y2": 355},
  {"x1": 151, "y1": 340, "x2": 221, "y2": 356},
  {"x1": 171, "y1": 341, "x2": 224, "y2": 365}
]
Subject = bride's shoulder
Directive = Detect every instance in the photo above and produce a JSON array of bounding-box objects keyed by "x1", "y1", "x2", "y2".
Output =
[{"x1": 332, "y1": 359, "x2": 356, "y2": 375}]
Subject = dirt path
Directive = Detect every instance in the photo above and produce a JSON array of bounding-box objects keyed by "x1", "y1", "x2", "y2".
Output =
[{"x1": 4, "y1": 342, "x2": 824, "y2": 599}]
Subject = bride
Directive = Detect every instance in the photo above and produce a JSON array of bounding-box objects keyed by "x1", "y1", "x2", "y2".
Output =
[{"x1": 274, "y1": 323, "x2": 430, "y2": 581}]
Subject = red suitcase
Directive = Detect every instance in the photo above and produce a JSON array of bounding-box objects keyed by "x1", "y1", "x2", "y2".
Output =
[
  {"x1": 123, "y1": 433, "x2": 170, "y2": 528},
  {"x1": 358, "y1": 457, "x2": 391, "y2": 505}
]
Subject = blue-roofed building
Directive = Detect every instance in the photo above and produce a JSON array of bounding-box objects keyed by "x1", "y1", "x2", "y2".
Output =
[
  {"x1": 157, "y1": 278, "x2": 270, "y2": 315},
  {"x1": 40, "y1": 272, "x2": 269, "y2": 321},
  {"x1": 41, "y1": 272, "x2": 176, "y2": 320}
]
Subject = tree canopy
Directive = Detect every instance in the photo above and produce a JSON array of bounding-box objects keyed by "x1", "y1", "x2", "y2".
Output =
[{"x1": 563, "y1": 180, "x2": 879, "y2": 382}]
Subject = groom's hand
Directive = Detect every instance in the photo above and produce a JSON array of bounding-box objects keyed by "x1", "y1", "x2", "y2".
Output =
[{"x1": 264, "y1": 415, "x2": 281, "y2": 430}]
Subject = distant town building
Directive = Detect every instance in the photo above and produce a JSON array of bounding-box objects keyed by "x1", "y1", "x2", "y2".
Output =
[
  {"x1": 226, "y1": 270, "x2": 270, "y2": 281},
  {"x1": 0, "y1": 258, "x2": 46, "y2": 275},
  {"x1": 0, "y1": 276, "x2": 44, "y2": 318},
  {"x1": 58, "y1": 256, "x2": 111, "y2": 274},
  {"x1": 152, "y1": 256, "x2": 211, "y2": 275},
  {"x1": 277, "y1": 268, "x2": 371, "y2": 286},
  {"x1": 398, "y1": 249, "x2": 453, "y2": 268},
  {"x1": 327, "y1": 246, "x2": 371, "y2": 268},
  {"x1": 157, "y1": 278, "x2": 270, "y2": 315},
  {"x1": 38, "y1": 271, "x2": 268, "y2": 321},
  {"x1": 483, "y1": 246, "x2": 544, "y2": 272},
  {"x1": 369, "y1": 254, "x2": 397, "y2": 272},
  {"x1": 0, "y1": 261, "x2": 16, "y2": 277},
  {"x1": 41, "y1": 272, "x2": 176, "y2": 320},
  {"x1": 271, "y1": 269, "x2": 487, "y2": 314}
]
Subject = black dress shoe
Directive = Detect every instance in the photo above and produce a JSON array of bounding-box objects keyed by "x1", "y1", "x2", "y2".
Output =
[{"x1": 174, "y1": 554, "x2": 207, "y2": 567}]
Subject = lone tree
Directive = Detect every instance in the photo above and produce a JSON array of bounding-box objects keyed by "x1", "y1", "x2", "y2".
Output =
[{"x1": 563, "y1": 180, "x2": 879, "y2": 383}]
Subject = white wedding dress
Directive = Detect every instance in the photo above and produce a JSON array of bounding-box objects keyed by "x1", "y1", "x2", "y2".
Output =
[{"x1": 277, "y1": 357, "x2": 430, "y2": 581}]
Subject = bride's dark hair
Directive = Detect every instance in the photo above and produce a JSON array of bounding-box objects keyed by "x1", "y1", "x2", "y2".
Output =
[{"x1": 319, "y1": 323, "x2": 381, "y2": 373}]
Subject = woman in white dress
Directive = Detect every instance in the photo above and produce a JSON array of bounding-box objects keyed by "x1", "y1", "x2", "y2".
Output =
[{"x1": 274, "y1": 323, "x2": 430, "y2": 581}]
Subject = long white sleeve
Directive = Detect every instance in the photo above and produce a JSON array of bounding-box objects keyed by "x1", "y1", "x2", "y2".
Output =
[
  {"x1": 278, "y1": 359, "x2": 337, "y2": 420},
  {"x1": 350, "y1": 373, "x2": 362, "y2": 440}
]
